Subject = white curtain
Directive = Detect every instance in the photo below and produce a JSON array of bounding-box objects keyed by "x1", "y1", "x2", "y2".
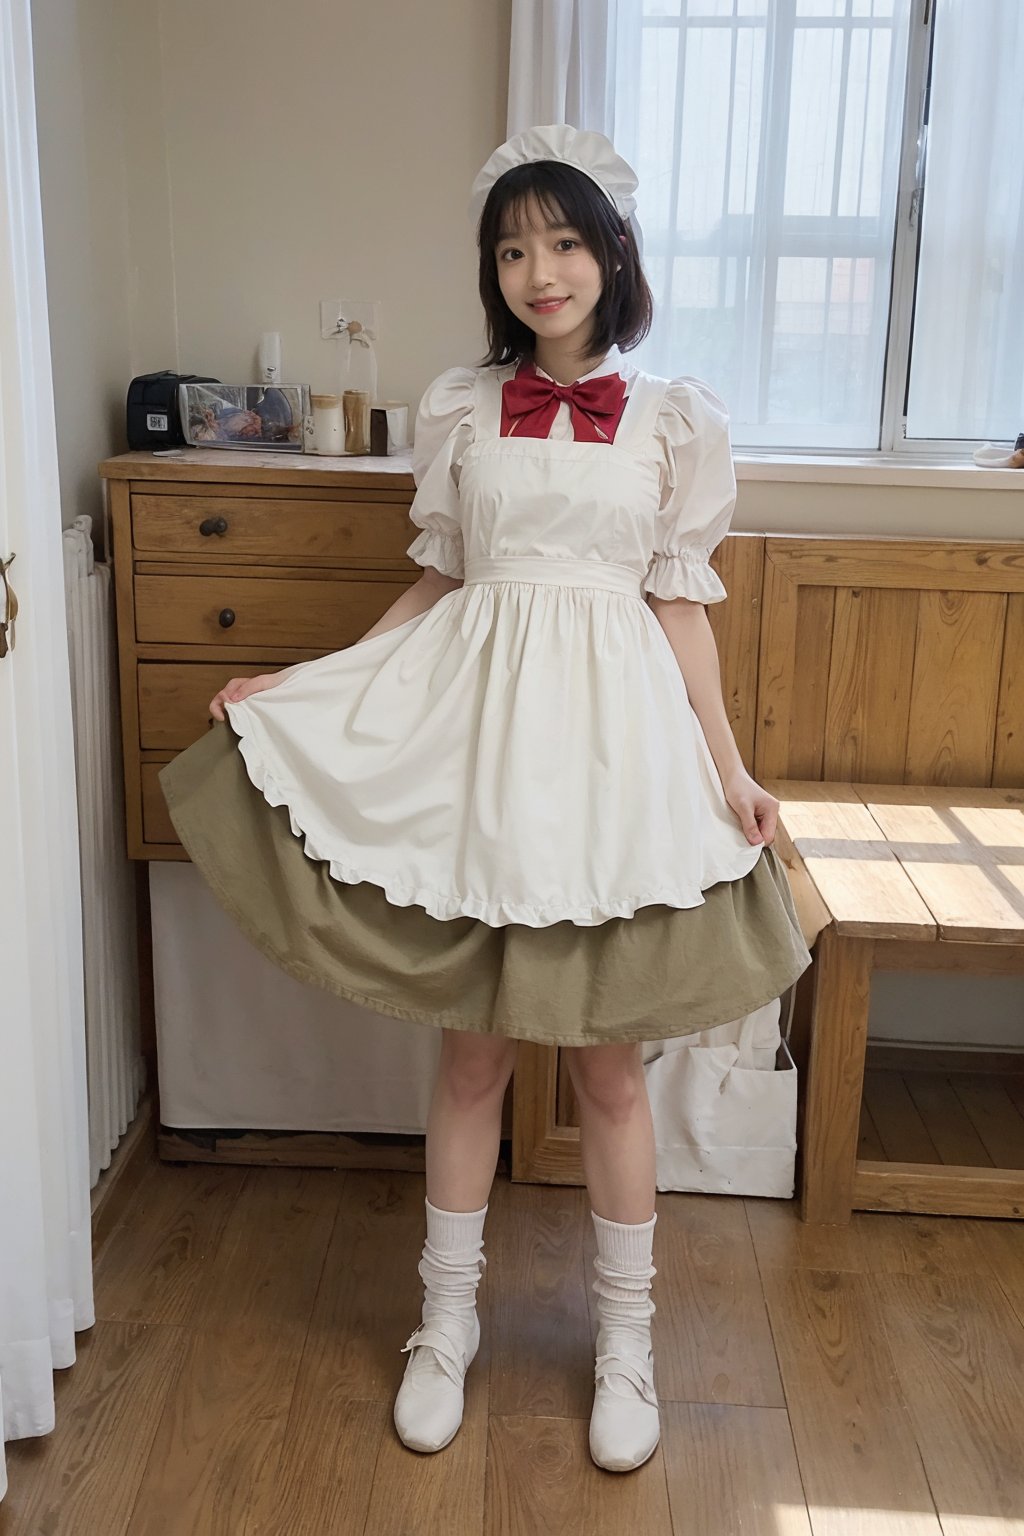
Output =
[
  {"x1": 508, "y1": 0, "x2": 618, "y2": 135},
  {"x1": 0, "y1": 0, "x2": 94, "y2": 1503},
  {"x1": 905, "y1": 0, "x2": 1024, "y2": 441}
]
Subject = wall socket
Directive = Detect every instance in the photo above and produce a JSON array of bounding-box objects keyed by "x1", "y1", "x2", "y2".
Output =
[{"x1": 319, "y1": 298, "x2": 381, "y2": 342}]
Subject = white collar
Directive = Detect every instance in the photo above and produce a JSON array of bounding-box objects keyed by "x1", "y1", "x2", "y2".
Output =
[{"x1": 530, "y1": 344, "x2": 635, "y2": 387}]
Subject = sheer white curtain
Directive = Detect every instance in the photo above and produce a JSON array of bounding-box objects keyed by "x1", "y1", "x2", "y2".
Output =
[
  {"x1": 0, "y1": 0, "x2": 94, "y2": 1503},
  {"x1": 905, "y1": 0, "x2": 1024, "y2": 441},
  {"x1": 508, "y1": 0, "x2": 618, "y2": 135}
]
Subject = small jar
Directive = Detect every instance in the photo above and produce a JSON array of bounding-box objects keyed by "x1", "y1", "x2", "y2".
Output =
[
  {"x1": 309, "y1": 393, "x2": 344, "y2": 455},
  {"x1": 343, "y1": 389, "x2": 371, "y2": 454}
]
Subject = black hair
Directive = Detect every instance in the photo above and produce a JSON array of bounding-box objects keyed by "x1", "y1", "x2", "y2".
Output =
[{"x1": 476, "y1": 160, "x2": 653, "y2": 368}]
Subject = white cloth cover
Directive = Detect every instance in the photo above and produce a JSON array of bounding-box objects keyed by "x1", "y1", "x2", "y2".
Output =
[
  {"x1": 150, "y1": 864, "x2": 441, "y2": 1133},
  {"x1": 225, "y1": 351, "x2": 761, "y2": 928}
]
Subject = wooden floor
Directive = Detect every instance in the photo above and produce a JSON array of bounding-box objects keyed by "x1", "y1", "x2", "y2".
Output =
[
  {"x1": 4, "y1": 1157, "x2": 1024, "y2": 1535},
  {"x1": 861, "y1": 1065, "x2": 1024, "y2": 1169}
]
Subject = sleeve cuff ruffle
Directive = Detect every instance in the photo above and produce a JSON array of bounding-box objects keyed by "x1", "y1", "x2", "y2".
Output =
[
  {"x1": 643, "y1": 549, "x2": 727, "y2": 604},
  {"x1": 406, "y1": 527, "x2": 465, "y2": 580}
]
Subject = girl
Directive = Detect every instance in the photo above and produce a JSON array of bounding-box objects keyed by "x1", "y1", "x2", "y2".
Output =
[{"x1": 159, "y1": 124, "x2": 810, "y2": 1475}]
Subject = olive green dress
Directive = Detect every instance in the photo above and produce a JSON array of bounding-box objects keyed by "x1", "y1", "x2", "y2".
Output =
[{"x1": 158, "y1": 721, "x2": 810, "y2": 1048}]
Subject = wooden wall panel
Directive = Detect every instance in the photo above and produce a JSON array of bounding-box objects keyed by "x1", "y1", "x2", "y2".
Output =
[
  {"x1": 788, "y1": 586, "x2": 836, "y2": 779},
  {"x1": 707, "y1": 533, "x2": 764, "y2": 773},
  {"x1": 755, "y1": 538, "x2": 1024, "y2": 790},
  {"x1": 993, "y1": 594, "x2": 1024, "y2": 788},
  {"x1": 904, "y1": 590, "x2": 1006, "y2": 785},
  {"x1": 823, "y1": 587, "x2": 918, "y2": 782},
  {"x1": 757, "y1": 538, "x2": 1024, "y2": 591},
  {"x1": 755, "y1": 548, "x2": 801, "y2": 778}
]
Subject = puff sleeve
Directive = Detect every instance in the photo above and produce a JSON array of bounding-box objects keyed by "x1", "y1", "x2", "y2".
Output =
[
  {"x1": 643, "y1": 377, "x2": 737, "y2": 605},
  {"x1": 406, "y1": 366, "x2": 476, "y2": 580}
]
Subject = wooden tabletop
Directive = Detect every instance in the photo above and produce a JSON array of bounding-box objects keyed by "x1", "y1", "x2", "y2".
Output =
[
  {"x1": 767, "y1": 780, "x2": 1024, "y2": 944},
  {"x1": 97, "y1": 446, "x2": 415, "y2": 490}
]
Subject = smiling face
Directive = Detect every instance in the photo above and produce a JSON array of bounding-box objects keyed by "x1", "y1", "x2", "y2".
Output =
[
  {"x1": 477, "y1": 161, "x2": 654, "y2": 373},
  {"x1": 494, "y1": 194, "x2": 606, "y2": 366}
]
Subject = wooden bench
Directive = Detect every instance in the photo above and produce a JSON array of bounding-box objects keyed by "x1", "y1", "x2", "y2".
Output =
[
  {"x1": 770, "y1": 780, "x2": 1024, "y2": 1224},
  {"x1": 511, "y1": 535, "x2": 1024, "y2": 1192}
]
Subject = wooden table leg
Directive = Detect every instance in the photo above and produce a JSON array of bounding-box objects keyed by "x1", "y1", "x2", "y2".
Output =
[
  {"x1": 800, "y1": 924, "x2": 874, "y2": 1225},
  {"x1": 511, "y1": 1043, "x2": 584, "y2": 1185}
]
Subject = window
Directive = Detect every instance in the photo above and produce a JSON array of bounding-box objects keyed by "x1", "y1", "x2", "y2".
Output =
[{"x1": 612, "y1": 0, "x2": 1024, "y2": 453}]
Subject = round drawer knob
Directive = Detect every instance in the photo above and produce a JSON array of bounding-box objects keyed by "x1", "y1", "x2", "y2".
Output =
[
  {"x1": 218, "y1": 608, "x2": 236, "y2": 628},
  {"x1": 199, "y1": 516, "x2": 229, "y2": 537}
]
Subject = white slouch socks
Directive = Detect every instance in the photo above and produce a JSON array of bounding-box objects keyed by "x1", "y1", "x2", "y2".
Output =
[{"x1": 393, "y1": 1197, "x2": 488, "y2": 1453}]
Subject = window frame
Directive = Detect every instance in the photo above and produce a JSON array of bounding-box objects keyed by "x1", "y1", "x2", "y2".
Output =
[
  {"x1": 882, "y1": 0, "x2": 952, "y2": 457},
  {"x1": 642, "y1": 0, "x2": 993, "y2": 458}
]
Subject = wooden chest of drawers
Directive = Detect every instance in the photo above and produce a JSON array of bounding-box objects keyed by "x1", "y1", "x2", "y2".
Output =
[{"x1": 100, "y1": 450, "x2": 419, "y2": 860}]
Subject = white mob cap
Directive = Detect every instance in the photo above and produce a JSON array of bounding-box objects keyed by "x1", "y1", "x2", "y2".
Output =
[{"x1": 468, "y1": 124, "x2": 639, "y2": 226}]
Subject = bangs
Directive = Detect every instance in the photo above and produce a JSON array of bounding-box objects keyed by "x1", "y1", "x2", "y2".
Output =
[
  {"x1": 494, "y1": 186, "x2": 572, "y2": 244},
  {"x1": 481, "y1": 162, "x2": 606, "y2": 254}
]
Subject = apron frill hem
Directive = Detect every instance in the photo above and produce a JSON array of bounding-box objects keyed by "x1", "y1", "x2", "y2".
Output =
[{"x1": 230, "y1": 719, "x2": 763, "y2": 929}]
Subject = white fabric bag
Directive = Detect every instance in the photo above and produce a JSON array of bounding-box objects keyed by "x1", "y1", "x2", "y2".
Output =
[{"x1": 641, "y1": 995, "x2": 798, "y2": 1198}]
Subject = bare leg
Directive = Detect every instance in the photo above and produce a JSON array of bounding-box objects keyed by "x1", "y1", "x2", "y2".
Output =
[
  {"x1": 563, "y1": 1041, "x2": 656, "y2": 1221},
  {"x1": 425, "y1": 1029, "x2": 519, "y2": 1211}
]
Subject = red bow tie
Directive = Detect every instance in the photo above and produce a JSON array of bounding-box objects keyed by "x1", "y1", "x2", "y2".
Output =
[{"x1": 502, "y1": 367, "x2": 628, "y2": 443}]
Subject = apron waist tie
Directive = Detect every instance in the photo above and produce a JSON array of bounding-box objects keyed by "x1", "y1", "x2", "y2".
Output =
[{"x1": 463, "y1": 556, "x2": 643, "y2": 599}]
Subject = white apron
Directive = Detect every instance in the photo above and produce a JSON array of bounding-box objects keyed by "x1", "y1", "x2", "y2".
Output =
[{"x1": 225, "y1": 368, "x2": 764, "y2": 927}]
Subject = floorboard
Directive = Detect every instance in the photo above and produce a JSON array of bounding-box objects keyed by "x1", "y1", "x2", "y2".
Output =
[{"x1": 4, "y1": 1162, "x2": 1024, "y2": 1535}]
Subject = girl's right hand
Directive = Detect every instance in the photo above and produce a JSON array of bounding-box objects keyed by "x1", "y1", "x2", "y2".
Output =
[{"x1": 209, "y1": 671, "x2": 284, "y2": 721}]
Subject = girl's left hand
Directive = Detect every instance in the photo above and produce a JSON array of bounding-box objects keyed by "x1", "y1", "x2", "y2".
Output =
[{"x1": 720, "y1": 768, "x2": 779, "y2": 848}]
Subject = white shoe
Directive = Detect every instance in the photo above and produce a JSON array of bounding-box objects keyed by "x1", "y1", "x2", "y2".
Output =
[
  {"x1": 589, "y1": 1329, "x2": 661, "y2": 1471},
  {"x1": 588, "y1": 1209, "x2": 661, "y2": 1473},
  {"x1": 394, "y1": 1309, "x2": 481, "y2": 1453},
  {"x1": 393, "y1": 1198, "x2": 488, "y2": 1454}
]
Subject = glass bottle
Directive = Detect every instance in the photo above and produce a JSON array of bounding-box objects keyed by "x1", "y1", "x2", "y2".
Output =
[{"x1": 338, "y1": 324, "x2": 377, "y2": 453}]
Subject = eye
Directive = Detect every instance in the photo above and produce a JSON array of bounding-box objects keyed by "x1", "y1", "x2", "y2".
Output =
[
  {"x1": 498, "y1": 247, "x2": 523, "y2": 262},
  {"x1": 556, "y1": 238, "x2": 580, "y2": 252}
]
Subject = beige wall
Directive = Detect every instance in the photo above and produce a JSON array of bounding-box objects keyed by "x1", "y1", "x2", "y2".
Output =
[
  {"x1": 159, "y1": 0, "x2": 510, "y2": 409},
  {"x1": 31, "y1": 0, "x2": 171, "y2": 529},
  {"x1": 31, "y1": 0, "x2": 510, "y2": 530}
]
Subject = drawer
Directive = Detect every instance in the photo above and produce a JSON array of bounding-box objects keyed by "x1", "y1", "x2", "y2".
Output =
[
  {"x1": 135, "y1": 574, "x2": 413, "y2": 648},
  {"x1": 138, "y1": 662, "x2": 276, "y2": 749},
  {"x1": 132, "y1": 493, "x2": 415, "y2": 563},
  {"x1": 141, "y1": 762, "x2": 178, "y2": 844}
]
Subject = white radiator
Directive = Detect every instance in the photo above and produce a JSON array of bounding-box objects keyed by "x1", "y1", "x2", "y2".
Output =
[{"x1": 62, "y1": 514, "x2": 145, "y2": 1186}]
